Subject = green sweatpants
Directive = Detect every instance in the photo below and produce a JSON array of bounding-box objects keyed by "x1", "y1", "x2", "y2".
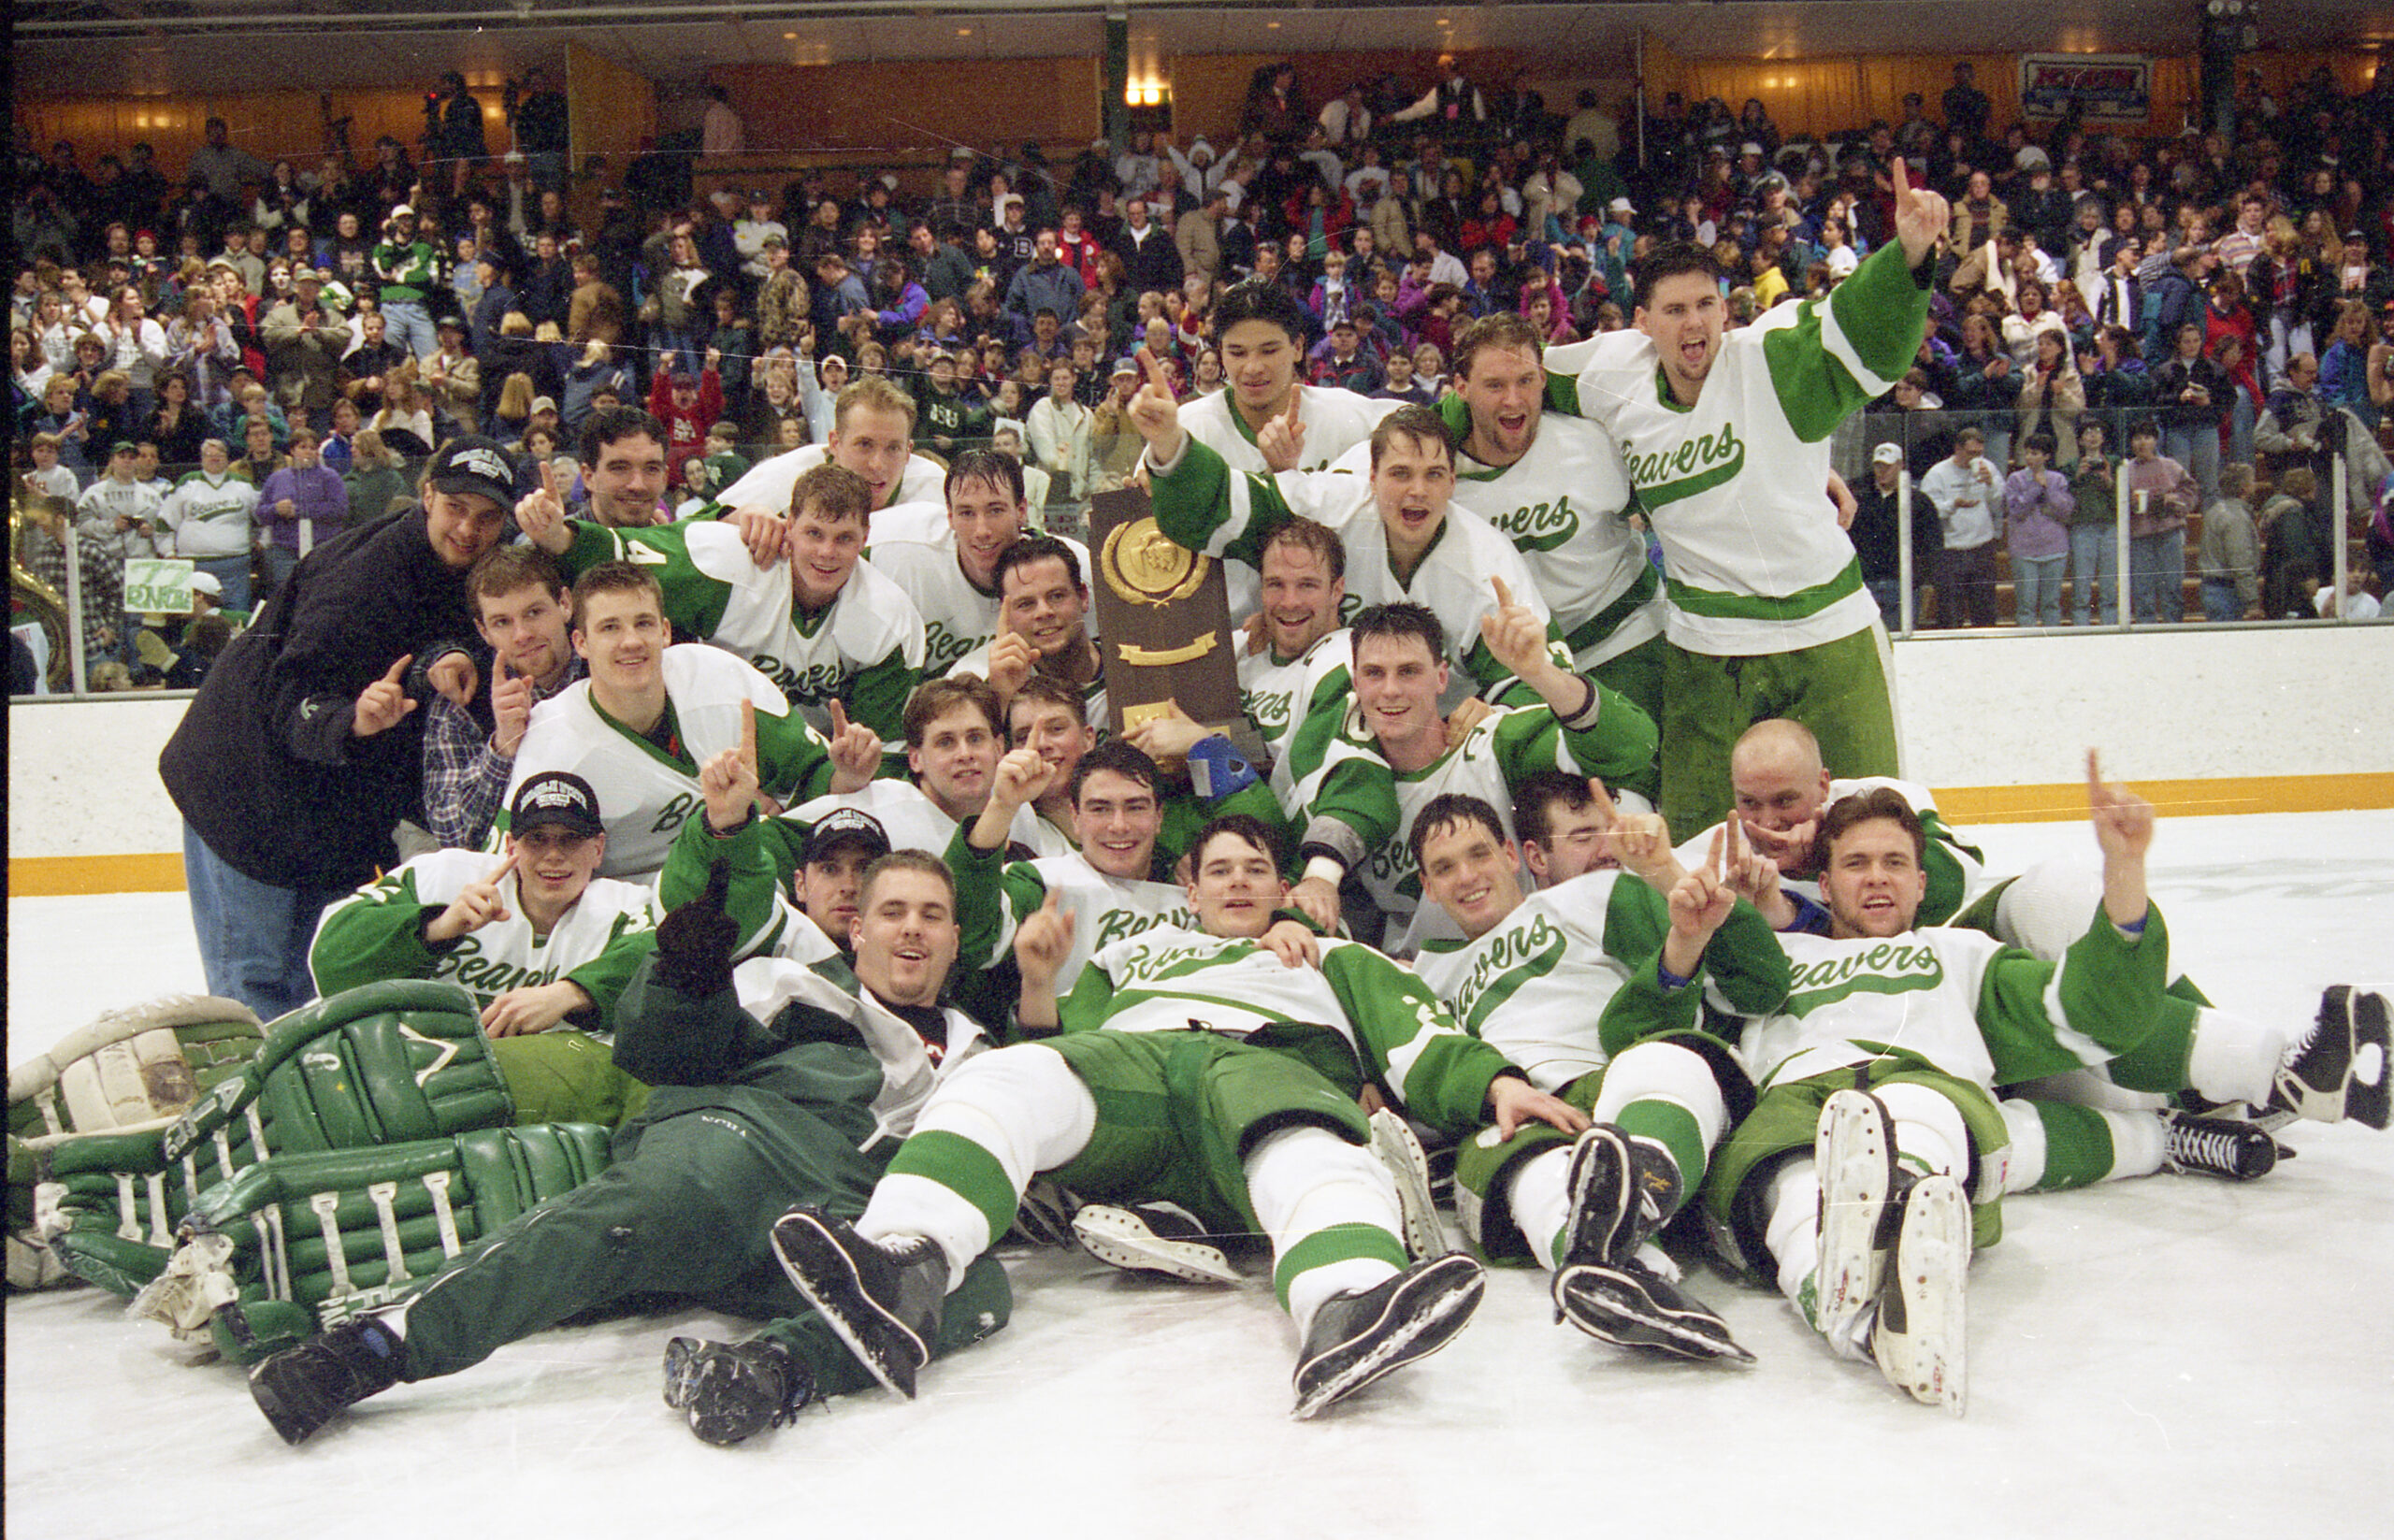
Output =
[
  {"x1": 1657, "y1": 625, "x2": 1898, "y2": 840},
  {"x1": 394, "y1": 1043, "x2": 1006, "y2": 1390}
]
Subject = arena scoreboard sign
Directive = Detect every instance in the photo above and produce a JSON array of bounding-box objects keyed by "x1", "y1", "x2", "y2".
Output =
[{"x1": 2018, "y1": 54, "x2": 2154, "y2": 122}]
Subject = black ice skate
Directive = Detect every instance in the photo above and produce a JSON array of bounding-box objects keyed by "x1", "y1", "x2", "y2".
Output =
[
  {"x1": 662, "y1": 1336, "x2": 818, "y2": 1446},
  {"x1": 2267, "y1": 986, "x2": 2391, "y2": 1130},
  {"x1": 770, "y1": 1206, "x2": 947, "y2": 1399},
  {"x1": 1557, "y1": 1123, "x2": 1683, "y2": 1272},
  {"x1": 1551, "y1": 1258, "x2": 1754, "y2": 1362},
  {"x1": 248, "y1": 1317, "x2": 403, "y2": 1445},
  {"x1": 1290, "y1": 1252, "x2": 1483, "y2": 1420},
  {"x1": 2161, "y1": 1111, "x2": 2284, "y2": 1181}
]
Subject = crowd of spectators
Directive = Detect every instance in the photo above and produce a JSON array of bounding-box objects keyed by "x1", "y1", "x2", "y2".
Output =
[{"x1": 14, "y1": 52, "x2": 2394, "y2": 692}]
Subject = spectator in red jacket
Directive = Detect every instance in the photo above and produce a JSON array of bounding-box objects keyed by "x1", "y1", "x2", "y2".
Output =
[{"x1": 646, "y1": 349, "x2": 725, "y2": 485}]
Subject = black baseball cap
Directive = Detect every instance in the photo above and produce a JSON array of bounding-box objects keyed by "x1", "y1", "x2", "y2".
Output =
[
  {"x1": 511, "y1": 771, "x2": 605, "y2": 839},
  {"x1": 801, "y1": 807, "x2": 890, "y2": 866},
  {"x1": 426, "y1": 436, "x2": 519, "y2": 508}
]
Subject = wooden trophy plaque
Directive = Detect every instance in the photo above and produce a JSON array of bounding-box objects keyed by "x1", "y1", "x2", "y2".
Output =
[{"x1": 1085, "y1": 485, "x2": 1254, "y2": 756}]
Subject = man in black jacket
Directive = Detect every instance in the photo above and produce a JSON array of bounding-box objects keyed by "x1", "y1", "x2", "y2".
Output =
[{"x1": 159, "y1": 437, "x2": 518, "y2": 1022}]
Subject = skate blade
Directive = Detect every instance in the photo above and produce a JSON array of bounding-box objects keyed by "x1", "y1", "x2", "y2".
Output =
[
  {"x1": 1291, "y1": 1256, "x2": 1484, "y2": 1420},
  {"x1": 1553, "y1": 1264, "x2": 1755, "y2": 1363},
  {"x1": 1071, "y1": 1206, "x2": 1242, "y2": 1286},
  {"x1": 1814, "y1": 1090, "x2": 1895, "y2": 1340},
  {"x1": 770, "y1": 1213, "x2": 924, "y2": 1401},
  {"x1": 1876, "y1": 1174, "x2": 1969, "y2": 1417},
  {"x1": 1369, "y1": 1109, "x2": 1449, "y2": 1260}
]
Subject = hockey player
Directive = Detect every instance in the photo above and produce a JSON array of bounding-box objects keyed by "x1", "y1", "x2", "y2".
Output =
[
  {"x1": 773, "y1": 673, "x2": 1066, "y2": 864},
  {"x1": 312, "y1": 770, "x2": 656, "y2": 1033},
  {"x1": 1694, "y1": 718, "x2": 2337, "y2": 1187},
  {"x1": 866, "y1": 450, "x2": 1093, "y2": 679},
  {"x1": 310, "y1": 770, "x2": 659, "y2": 1125},
  {"x1": 499, "y1": 562, "x2": 870, "y2": 880},
  {"x1": 1628, "y1": 759, "x2": 2387, "y2": 1411},
  {"x1": 1435, "y1": 311, "x2": 1665, "y2": 723},
  {"x1": 945, "y1": 535, "x2": 1104, "y2": 726},
  {"x1": 768, "y1": 812, "x2": 1589, "y2": 1419},
  {"x1": 714, "y1": 374, "x2": 948, "y2": 525},
  {"x1": 1320, "y1": 597, "x2": 1656, "y2": 954},
  {"x1": 650, "y1": 693, "x2": 895, "y2": 971},
  {"x1": 1178, "y1": 279, "x2": 1396, "y2": 476},
  {"x1": 1409, "y1": 791, "x2": 1784, "y2": 1358},
  {"x1": 1135, "y1": 357, "x2": 1578, "y2": 712},
  {"x1": 1540, "y1": 156, "x2": 1953, "y2": 839},
  {"x1": 247, "y1": 852, "x2": 1013, "y2": 1446},
  {"x1": 517, "y1": 456, "x2": 926, "y2": 744}
]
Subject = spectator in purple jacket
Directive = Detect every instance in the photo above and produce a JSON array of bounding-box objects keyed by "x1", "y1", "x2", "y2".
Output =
[{"x1": 256, "y1": 425, "x2": 347, "y2": 600}]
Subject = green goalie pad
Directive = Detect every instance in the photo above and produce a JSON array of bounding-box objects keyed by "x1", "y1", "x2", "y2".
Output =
[
  {"x1": 39, "y1": 981, "x2": 514, "y2": 1297},
  {"x1": 127, "y1": 1121, "x2": 613, "y2": 1363},
  {"x1": 7, "y1": 996, "x2": 265, "y2": 1291}
]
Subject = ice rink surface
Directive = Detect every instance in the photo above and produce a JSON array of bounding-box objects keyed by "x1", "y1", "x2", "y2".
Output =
[{"x1": 8, "y1": 811, "x2": 2391, "y2": 1540}]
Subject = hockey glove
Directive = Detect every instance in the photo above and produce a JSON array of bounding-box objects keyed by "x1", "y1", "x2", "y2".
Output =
[{"x1": 653, "y1": 858, "x2": 740, "y2": 1000}]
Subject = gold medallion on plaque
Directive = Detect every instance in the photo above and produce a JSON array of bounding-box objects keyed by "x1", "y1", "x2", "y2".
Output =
[{"x1": 1099, "y1": 517, "x2": 1209, "y2": 607}]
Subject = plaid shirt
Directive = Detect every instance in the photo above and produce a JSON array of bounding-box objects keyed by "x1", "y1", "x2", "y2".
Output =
[
  {"x1": 21, "y1": 523, "x2": 124, "y2": 660},
  {"x1": 421, "y1": 658, "x2": 585, "y2": 850}
]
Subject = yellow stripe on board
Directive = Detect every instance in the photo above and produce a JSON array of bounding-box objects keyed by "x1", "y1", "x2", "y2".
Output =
[
  {"x1": 8, "y1": 772, "x2": 2391, "y2": 893},
  {"x1": 1933, "y1": 773, "x2": 2394, "y2": 826},
  {"x1": 10, "y1": 854, "x2": 189, "y2": 896}
]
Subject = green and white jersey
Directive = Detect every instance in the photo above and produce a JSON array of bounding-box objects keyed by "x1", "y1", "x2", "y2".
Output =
[
  {"x1": 1739, "y1": 913, "x2": 2166, "y2": 1095},
  {"x1": 1060, "y1": 927, "x2": 1511, "y2": 1139},
  {"x1": 558, "y1": 517, "x2": 925, "y2": 745},
  {"x1": 864, "y1": 498, "x2": 951, "y2": 546},
  {"x1": 867, "y1": 531, "x2": 1095, "y2": 679},
  {"x1": 1234, "y1": 627, "x2": 1400, "y2": 871},
  {"x1": 946, "y1": 639, "x2": 1106, "y2": 730},
  {"x1": 503, "y1": 644, "x2": 833, "y2": 881},
  {"x1": 784, "y1": 780, "x2": 1068, "y2": 864},
  {"x1": 155, "y1": 469, "x2": 260, "y2": 560},
  {"x1": 1544, "y1": 240, "x2": 1926, "y2": 656},
  {"x1": 1179, "y1": 384, "x2": 1399, "y2": 618},
  {"x1": 715, "y1": 442, "x2": 947, "y2": 517},
  {"x1": 1149, "y1": 437, "x2": 1569, "y2": 702},
  {"x1": 1431, "y1": 405, "x2": 1663, "y2": 669},
  {"x1": 729, "y1": 953, "x2": 995, "y2": 1147},
  {"x1": 656, "y1": 808, "x2": 844, "y2": 967},
  {"x1": 1414, "y1": 872, "x2": 1789, "y2": 1092},
  {"x1": 1678, "y1": 776, "x2": 1987, "y2": 928},
  {"x1": 1348, "y1": 695, "x2": 1659, "y2": 955},
  {"x1": 950, "y1": 838, "x2": 1195, "y2": 996},
  {"x1": 310, "y1": 847, "x2": 659, "y2": 1027},
  {"x1": 1179, "y1": 384, "x2": 1397, "y2": 475}
]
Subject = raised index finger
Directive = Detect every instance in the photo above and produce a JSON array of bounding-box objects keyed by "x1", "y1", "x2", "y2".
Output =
[
  {"x1": 1585, "y1": 776, "x2": 1619, "y2": 826},
  {"x1": 1706, "y1": 822, "x2": 1726, "y2": 876},
  {"x1": 540, "y1": 457, "x2": 558, "y2": 498},
  {"x1": 1139, "y1": 348, "x2": 1172, "y2": 390},
  {"x1": 1892, "y1": 152, "x2": 1912, "y2": 199},
  {"x1": 382, "y1": 653, "x2": 414, "y2": 684},
  {"x1": 489, "y1": 844, "x2": 521, "y2": 883},
  {"x1": 827, "y1": 698, "x2": 851, "y2": 737},
  {"x1": 1490, "y1": 574, "x2": 1514, "y2": 611},
  {"x1": 1724, "y1": 809, "x2": 1745, "y2": 868},
  {"x1": 740, "y1": 698, "x2": 759, "y2": 765}
]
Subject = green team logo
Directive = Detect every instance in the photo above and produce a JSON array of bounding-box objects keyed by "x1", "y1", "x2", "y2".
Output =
[
  {"x1": 653, "y1": 791, "x2": 699, "y2": 835},
  {"x1": 434, "y1": 936, "x2": 561, "y2": 999},
  {"x1": 1091, "y1": 903, "x2": 1192, "y2": 953},
  {"x1": 753, "y1": 652, "x2": 848, "y2": 706},
  {"x1": 923, "y1": 621, "x2": 980, "y2": 673},
  {"x1": 1623, "y1": 422, "x2": 1745, "y2": 509},
  {"x1": 1244, "y1": 686, "x2": 1293, "y2": 741},
  {"x1": 1448, "y1": 914, "x2": 1563, "y2": 1029},
  {"x1": 1493, "y1": 496, "x2": 1581, "y2": 553},
  {"x1": 1785, "y1": 942, "x2": 1943, "y2": 1015}
]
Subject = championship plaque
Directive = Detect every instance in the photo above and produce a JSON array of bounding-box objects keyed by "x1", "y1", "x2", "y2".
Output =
[{"x1": 1085, "y1": 486, "x2": 1250, "y2": 749}]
